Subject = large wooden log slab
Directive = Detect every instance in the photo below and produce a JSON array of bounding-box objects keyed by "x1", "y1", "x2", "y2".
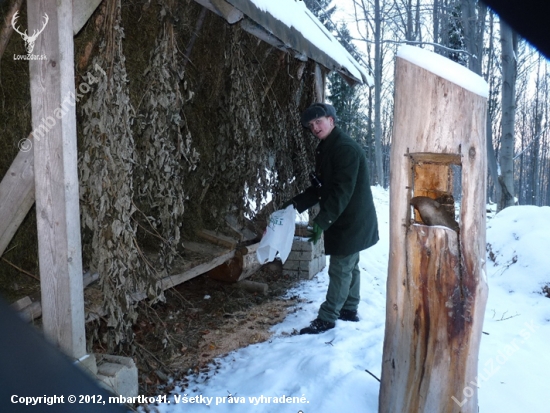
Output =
[
  {"x1": 380, "y1": 55, "x2": 488, "y2": 413},
  {"x1": 206, "y1": 243, "x2": 261, "y2": 283},
  {"x1": 237, "y1": 242, "x2": 261, "y2": 281},
  {"x1": 402, "y1": 224, "x2": 465, "y2": 411}
]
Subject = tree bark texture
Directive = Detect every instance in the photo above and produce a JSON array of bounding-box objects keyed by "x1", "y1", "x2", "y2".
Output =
[
  {"x1": 373, "y1": 0, "x2": 384, "y2": 186},
  {"x1": 379, "y1": 56, "x2": 488, "y2": 413},
  {"x1": 498, "y1": 20, "x2": 517, "y2": 210}
]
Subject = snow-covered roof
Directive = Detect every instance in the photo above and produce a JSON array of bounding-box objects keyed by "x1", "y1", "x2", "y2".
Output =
[
  {"x1": 198, "y1": 0, "x2": 372, "y2": 85},
  {"x1": 397, "y1": 45, "x2": 488, "y2": 98}
]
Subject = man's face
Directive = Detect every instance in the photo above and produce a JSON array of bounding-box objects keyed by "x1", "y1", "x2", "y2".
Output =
[{"x1": 308, "y1": 116, "x2": 334, "y2": 140}]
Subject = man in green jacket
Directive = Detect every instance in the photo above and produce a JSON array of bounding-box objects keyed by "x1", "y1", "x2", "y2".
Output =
[{"x1": 285, "y1": 103, "x2": 379, "y2": 334}]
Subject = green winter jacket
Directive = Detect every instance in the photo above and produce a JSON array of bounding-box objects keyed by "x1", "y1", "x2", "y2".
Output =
[{"x1": 292, "y1": 126, "x2": 379, "y2": 256}]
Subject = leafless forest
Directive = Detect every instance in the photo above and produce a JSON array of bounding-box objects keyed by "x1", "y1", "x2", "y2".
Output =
[{"x1": 311, "y1": 0, "x2": 550, "y2": 209}]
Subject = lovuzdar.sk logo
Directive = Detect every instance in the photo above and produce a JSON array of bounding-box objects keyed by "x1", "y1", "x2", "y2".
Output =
[{"x1": 12, "y1": 11, "x2": 48, "y2": 61}]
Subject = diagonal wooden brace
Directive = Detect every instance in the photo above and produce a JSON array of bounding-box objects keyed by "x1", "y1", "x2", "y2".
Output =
[
  {"x1": 0, "y1": 135, "x2": 35, "y2": 258},
  {"x1": 0, "y1": 0, "x2": 105, "y2": 259}
]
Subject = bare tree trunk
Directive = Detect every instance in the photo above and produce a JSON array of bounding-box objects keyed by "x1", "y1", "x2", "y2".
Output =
[
  {"x1": 460, "y1": 0, "x2": 486, "y2": 74},
  {"x1": 415, "y1": 0, "x2": 421, "y2": 42},
  {"x1": 438, "y1": 0, "x2": 451, "y2": 58},
  {"x1": 531, "y1": 58, "x2": 543, "y2": 205},
  {"x1": 433, "y1": 0, "x2": 440, "y2": 46},
  {"x1": 405, "y1": 0, "x2": 413, "y2": 41},
  {"x1": 544, "y1": 68, "x2": 550, "y2": 205},
  {"x1": 373, "y1": 0, "x2": 384, "y2": 186},
  {"x1": 517, "y1": 115, "x2": 525, "y2": 203},
  {"x1": 368, "y1": 81, "x2": 375, "y2": 181},
  {"x1": 484, "y1": 11, "x2": 501, "y2": 203},
  {"x1": 531, "y1": 122, "x2": 541, "y2": 205},
  {"x1": 498, "y1": 20, "x2": 518, "y2": 210}
]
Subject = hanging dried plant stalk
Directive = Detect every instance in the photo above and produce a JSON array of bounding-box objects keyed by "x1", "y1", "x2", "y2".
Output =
[
  {"x1": 204, "y1": 28, "x2": 313, "y2": 220},
  {"x1": 79, "y1": 0, "x2": 161, "y2": 349},
  {"x1": 135, "y1": 0, "x2": 199, "y2": 274}
]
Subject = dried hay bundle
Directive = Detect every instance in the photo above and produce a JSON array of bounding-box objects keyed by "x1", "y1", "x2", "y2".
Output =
[
  {"x1": 135, "y1": 0, "x2": 199, "y2": 275},
  {"x1": 79, "y1": 0, "x2": 161, "y2": 349},
  {"x1": 197, "y1": 26, "x2": 315, "y2": 223}
]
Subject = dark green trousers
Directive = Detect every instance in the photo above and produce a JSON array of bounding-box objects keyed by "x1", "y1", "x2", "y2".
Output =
[{"x1": 318, "y1": 252, "x2": 360, "y2": 323}]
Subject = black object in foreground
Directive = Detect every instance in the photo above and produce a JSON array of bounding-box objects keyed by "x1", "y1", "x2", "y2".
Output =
[
  {"x1": 0, "y1": 296, "x2": 127, "y2": 413},
  {"x1": 299, "y1": 318, "x2": 335, "y2": 335}
]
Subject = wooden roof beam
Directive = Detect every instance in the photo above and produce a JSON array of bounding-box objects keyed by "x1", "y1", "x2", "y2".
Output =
[
  {"x1": 226, "y1": 0, "x2": 367, "y2": 85},
  {"x1": 191, "y1": 0, "x2": 367, "y2": 84},
  {"x1": 194, "y1": 0, "x2": 244, "y2": 24}
]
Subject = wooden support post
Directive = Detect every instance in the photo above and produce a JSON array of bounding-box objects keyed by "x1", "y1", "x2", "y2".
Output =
[
  {"x1": 28, "y1": 0, "x2": 86, "y2": 359},
  {"x1": 379, "y1": 50, "x2": 488, "y2": 412}
]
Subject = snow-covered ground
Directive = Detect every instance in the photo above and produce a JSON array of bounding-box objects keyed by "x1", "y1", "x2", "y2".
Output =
[{"x1": 143, "y1": 187, "x2": 550, "y2": 413}]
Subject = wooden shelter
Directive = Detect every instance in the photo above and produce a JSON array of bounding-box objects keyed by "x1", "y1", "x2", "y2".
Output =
[
  {"x1": 379, "y1": 46, "x2": 488, "y2": 412},
  {"x1": 0, "y1": 0, "x2": 368, "y2": 375}
]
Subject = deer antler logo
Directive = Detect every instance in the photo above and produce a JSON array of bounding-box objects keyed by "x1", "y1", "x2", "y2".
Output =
[{"x1": 12, "y1": 11, "x2": 49, "y2": 54}]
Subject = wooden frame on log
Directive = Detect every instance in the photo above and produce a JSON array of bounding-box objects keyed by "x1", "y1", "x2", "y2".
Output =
[{"x1": 379, "y1": 55, "x2": 488, "y2": 412}]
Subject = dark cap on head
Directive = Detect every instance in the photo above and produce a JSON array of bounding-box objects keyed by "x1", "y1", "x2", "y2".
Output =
[{"x1": 300, "y1": 103, "x2": 337, "y2": 128}]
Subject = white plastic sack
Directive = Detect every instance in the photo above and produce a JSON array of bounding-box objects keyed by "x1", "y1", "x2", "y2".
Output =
[{"x1": 256, "y1": 205, "x2": 296, "y2": 264}]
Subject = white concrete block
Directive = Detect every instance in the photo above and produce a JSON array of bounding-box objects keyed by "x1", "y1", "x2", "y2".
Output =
[{"x1": 95, "y1": 354, "x2": 138, "y2": 398}]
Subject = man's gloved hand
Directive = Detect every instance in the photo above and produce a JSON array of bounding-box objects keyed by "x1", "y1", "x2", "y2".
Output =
[
  {"x1": 281, "y1": 199, "x2": 295, "y2": 209},
  {"x1": 308, "y1": 222, "x2": 323, "y2": 244}
]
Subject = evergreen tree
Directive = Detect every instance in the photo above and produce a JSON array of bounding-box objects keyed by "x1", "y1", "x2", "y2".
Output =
[
  {"x1": 327, "y1": 25, "x2": 370, "y2": 148},
  {"x1": 302, "y1": 1, "x2": 371, "y2": 150},
  {"x1": 446, "y1": 4, "x2": 467, "y2": 65},
  {"x1": 303, "y1": 0, "x2": 336, "y2": 32}
]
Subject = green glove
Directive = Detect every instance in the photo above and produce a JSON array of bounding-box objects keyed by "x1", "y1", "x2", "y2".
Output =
[{"x1": 308, "y1": 222, "x2": 323, "y2": 244}]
